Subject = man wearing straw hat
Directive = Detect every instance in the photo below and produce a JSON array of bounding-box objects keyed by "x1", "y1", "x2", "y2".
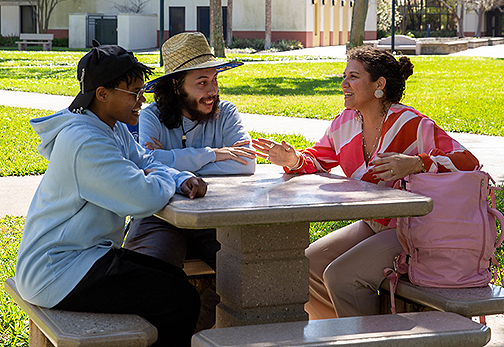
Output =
[{"x1": 124, "y1": 33, "x2": 255, "y2": 327}]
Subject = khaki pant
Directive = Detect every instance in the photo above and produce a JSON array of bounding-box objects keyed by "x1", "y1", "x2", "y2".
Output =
[{"x1": 305, "y1": 220, "x2": 401, "y2": 319}]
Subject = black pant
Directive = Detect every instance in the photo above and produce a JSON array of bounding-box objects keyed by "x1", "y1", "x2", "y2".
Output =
[
  {"x1": 53, "y1": 248, "x2": 200, "y2": 347},
  {"x1": 124, "y1": 215, "x2": 220, "y2": 270}
]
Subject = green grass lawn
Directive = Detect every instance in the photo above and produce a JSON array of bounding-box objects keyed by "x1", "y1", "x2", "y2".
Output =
[
  {"x1": 1, "y1": 50, "x2": 504, "y2": 346},
  {"x1": 1, "y1": 51, "x2": 503, "y2": 135}
]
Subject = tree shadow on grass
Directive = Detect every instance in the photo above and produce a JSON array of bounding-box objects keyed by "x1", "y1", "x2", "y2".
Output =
[{"x1": 222, "y1": 75, "x2": 344, "y2": 96}]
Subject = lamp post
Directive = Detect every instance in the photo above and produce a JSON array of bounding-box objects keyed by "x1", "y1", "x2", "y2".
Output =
[
  {"x1": 391, "y1": 0, "x2": 395, "y2": 53},
  {"x1": 159, "y1": 0, "x2": 165, "y2": 67}
]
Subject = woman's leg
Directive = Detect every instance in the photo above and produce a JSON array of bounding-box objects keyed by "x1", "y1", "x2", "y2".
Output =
[
  {"x1": 322, "y1": 228, "x2": 402, "y2": 317},
  {"x1": 305, "y1": 221, "x2": 375, "y2": 319},
  {"x1": 54, "y1": 248, "x2": 200, "y2": 347}
]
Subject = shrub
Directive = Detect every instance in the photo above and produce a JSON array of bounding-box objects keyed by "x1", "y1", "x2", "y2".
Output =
[
  {"x1": 273, "y1": 39, "x2": 303, "y2": 51},
  {"x1": 377, "y1": 29, "x2": 389, "y2": 39},
  {"x1": 408, "y1": 29, "x2": 457, "y2": 38},
  {"x1": 228, "y1": 37, "x2": 303, "y2": 52},
  {"x1": 229, "y1": 37, "x2": 265, "y2": 50},
  {"x1": 0, "y1": 35, "x2": 19, "y2": 47},
  {"x1": 52, "y1": 37, "x2": 69, "y2": 47}
]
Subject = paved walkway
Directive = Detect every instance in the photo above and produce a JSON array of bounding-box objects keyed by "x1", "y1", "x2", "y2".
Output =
[{"x1": 1, "y1": 44, "x2": 504, "y2": 346}]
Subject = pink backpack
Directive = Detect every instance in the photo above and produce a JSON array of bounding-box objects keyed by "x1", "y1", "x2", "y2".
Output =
[{"x1": 385, "y1": 170, "x2": 504, "y2": 312}]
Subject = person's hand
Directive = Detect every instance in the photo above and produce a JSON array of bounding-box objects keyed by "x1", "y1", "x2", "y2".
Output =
[
  {"x1": 180, "y1": 177, "x2": 207, "y2": 199},
  {"x1": 369, "y1": 152, "x2": 424, "y2": 181},
  {"x1": 144, "y1": 168, "x2": 156, "y2": 175},
  {"x1": 212, "y1": 140, "x2": 256, "y2": 165},
  {"x1": 252, "y1": 138, "x2": 299, "y2": 167},
  {"x1": 145, "y1": 137, "x2": 164, "y2": 150}
]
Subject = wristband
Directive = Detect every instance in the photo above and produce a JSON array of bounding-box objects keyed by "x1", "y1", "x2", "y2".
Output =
[
  {"x1": 287, "y1": 153, "x2": 302, "y2": 171},
  {"x1": 416, "y1": 155, "x2": 426, "y2": 173}
]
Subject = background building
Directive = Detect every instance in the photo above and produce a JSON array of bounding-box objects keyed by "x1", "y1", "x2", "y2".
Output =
[{"x1": 0, "y1": 0, "x2": 502, "y2": 50}]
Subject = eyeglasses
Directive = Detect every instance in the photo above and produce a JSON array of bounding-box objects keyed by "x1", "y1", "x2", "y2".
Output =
[{"x1": 114, "y1": 87, "x2": 145, "y2": 102}]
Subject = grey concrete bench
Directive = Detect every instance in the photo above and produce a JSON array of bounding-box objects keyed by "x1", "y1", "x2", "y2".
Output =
[
  {"x1": 192, "y1": 311, "x2": 490, "y2": 347},
  {"x1": 4, "y1": 277, "x2": 157, "y2": 347},
  {"x1": 367, "y1": 35, "x2": 422, "y2": 55},
  {"x1": 16, "y1": 33, "x2": 54, "y2": 51},
  {"x1": 380, "y1": 277, "x2": 504, "y2": 319},
  {"x1": 4, "y1": 260, "x2": 214, "y2": 347}
]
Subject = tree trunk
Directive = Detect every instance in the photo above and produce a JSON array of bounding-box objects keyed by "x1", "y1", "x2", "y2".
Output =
[
  {"x1": 226, "y1": 0, "x2": 233, "y2": 47},
  {"x1": 211, "y1": 0, "x2": 226, "y2": 57},
  {"x1": 265, "y1": 0, "x2": 272, "y2": 50},
  {"x1": 209, "y1": 0, "x2": 215, "y2": 47},
  {"x1": 349, "y1": 0, "x2": 369, "y2": 49},
  {"x1": 457, "y1": 0, "x2": 465, "y2": 38}
]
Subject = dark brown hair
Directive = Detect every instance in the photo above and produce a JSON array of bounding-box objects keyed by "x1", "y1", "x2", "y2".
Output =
[
  {"x1": 153, "y1": 71, "x2": 189, "y2": 129},
  {"x1": 347, "y1": 46, "x2": 414, "y2": 103}
]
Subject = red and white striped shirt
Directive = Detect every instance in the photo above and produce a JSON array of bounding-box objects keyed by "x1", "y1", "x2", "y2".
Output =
[{"x1": 286, "y1": 104, "x2": 480, "y2": 225}]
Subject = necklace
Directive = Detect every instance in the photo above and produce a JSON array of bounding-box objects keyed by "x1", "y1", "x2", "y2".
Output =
[
  {"x1": 181, "y1": 119, "x2": 199, "y2": 148},
  {"x1": 361, "y1": 112, "x2": 385, "y2": 162}
]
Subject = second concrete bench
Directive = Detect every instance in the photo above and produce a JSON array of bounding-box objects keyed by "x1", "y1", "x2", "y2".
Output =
[
  {"x1": 192, "y1": 311, "x2": 490, "y2": 347},
  {"x1": 380, "y1": 277, "x2": 504, "y2": 319}
]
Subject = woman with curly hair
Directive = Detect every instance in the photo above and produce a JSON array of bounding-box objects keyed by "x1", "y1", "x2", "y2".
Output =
[{"x1": 253, "y1": 46, "x2": 479, "y2": 319}]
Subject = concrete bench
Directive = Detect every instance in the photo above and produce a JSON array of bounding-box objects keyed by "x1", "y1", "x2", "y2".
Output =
[
  {"x1": 16, "y1": 33, "x2": 54, "y2": 51},
  {"x1": 369, "y1": 35, "x2": 422, "y2": 55},
  {"x1": 4, "y1": 259, "x2": 214, "y2": 346},
  {"x1": 380, "y1": 277, "x2": 504, "y2": 319},
  {"x1": 4, "y1": 277, "x2": 157, "y2": 347},
  {"x1": 192, "y1": 311, "x2": 490, "y2": 347},
  {"x1": 489, "y1": 37, "x2": 504, "y2": 46},
  {"x1": 468, "y1": 38, "x2": 490, "y2": 49}
]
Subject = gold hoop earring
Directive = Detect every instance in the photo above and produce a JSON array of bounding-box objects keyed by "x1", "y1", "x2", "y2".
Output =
[{"x1": 374, "y1": 89, "x2": 384, "y2": 99}]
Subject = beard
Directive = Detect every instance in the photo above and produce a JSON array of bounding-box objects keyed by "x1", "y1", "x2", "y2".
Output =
[{"x1": 179, "y1": 88, "x2": 220, "y2": 123}]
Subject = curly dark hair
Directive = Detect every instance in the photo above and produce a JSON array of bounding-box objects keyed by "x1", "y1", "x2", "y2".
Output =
[
  {"x1": 346, "y1": 46, "x2": 414, "y2": 104},
  {"x1": 149, "y1": 71, "x2": 189, "y2": 129},
  {"x1": 102, "y1": 63, "x2": 153, "y2": 90}
]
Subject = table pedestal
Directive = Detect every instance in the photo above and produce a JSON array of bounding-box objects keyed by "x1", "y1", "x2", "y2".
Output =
[{"x1": 215, "y1": 222, "x2": 310, "y2": 327}]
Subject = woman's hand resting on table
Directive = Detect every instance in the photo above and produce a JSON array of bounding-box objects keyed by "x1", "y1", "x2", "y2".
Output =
[
  {"x1": 252, "y1": 138, "x2": 299, "y2": 168},
  {"x1": 369, "y1": 152, "x2": 425, "y2": 181}
]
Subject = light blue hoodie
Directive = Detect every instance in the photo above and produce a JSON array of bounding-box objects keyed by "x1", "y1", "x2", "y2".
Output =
[
  {"x1": 15, "y1": 108, "x2": 194, "y2": 308},
  {"x1": 140, "y1": 100, "x2": 256, "y2": 176}
]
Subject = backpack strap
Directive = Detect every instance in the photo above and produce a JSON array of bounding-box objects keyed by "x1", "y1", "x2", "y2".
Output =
[{"x1": 382, "y1": 250, "x2": 409, "y2": 314}]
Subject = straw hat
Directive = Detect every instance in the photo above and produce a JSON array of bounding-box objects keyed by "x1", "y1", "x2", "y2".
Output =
[{"x1": 144, "y1": 32, "x2": 243, "y2": 92}]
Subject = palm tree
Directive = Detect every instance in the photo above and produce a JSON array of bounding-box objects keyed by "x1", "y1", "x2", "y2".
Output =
[
  {"x1": 349, "y1": 0, "x2": 369, "y2": 48},
  {"x1": 227, "y1": 0, "x2": 234, "y2": 47},
  {"x1": 265, "y1": 0, "x2": 272, "y2": 49},
  {"x1": 210, "y1": 0, "x2": 226, "y2": 57}
]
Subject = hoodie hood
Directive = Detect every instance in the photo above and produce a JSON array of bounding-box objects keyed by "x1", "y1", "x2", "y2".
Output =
[{"x1": 30, "y1": 109, "x2": 108, "y2": 160}]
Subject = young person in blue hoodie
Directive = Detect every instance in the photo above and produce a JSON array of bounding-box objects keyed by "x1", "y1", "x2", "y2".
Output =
[{"x1": 15, "y1": 41, "x2": 207, "y2": 347}]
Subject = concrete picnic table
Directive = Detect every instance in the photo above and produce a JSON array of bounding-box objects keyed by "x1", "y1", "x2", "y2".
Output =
[{"x1": 155, "y1": 164, "x2": 433, "y2": 328}]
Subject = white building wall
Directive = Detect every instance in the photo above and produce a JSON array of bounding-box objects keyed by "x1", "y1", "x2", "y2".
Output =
[
  {"x1": 117, "y1": 13, "x2": 157, "y2": 50},
  {"x1": 464, "y1": 10, "x2": 479, "y2": 35},
  {"x1": 366, "y1": 0, "x2": 378, "y2": 33},
  {"x1": 233, "y1": 0, "x2": 266, "y2": 31},
  {"x1": 272, "y1": 0, "x2": 308, "y2": 31},
  {"x1": 1, "y1": 6, "x2": 20, "y2": 36},
  {"x1": 68, "y1": 13, "x2": 87, "y2": 48}
]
